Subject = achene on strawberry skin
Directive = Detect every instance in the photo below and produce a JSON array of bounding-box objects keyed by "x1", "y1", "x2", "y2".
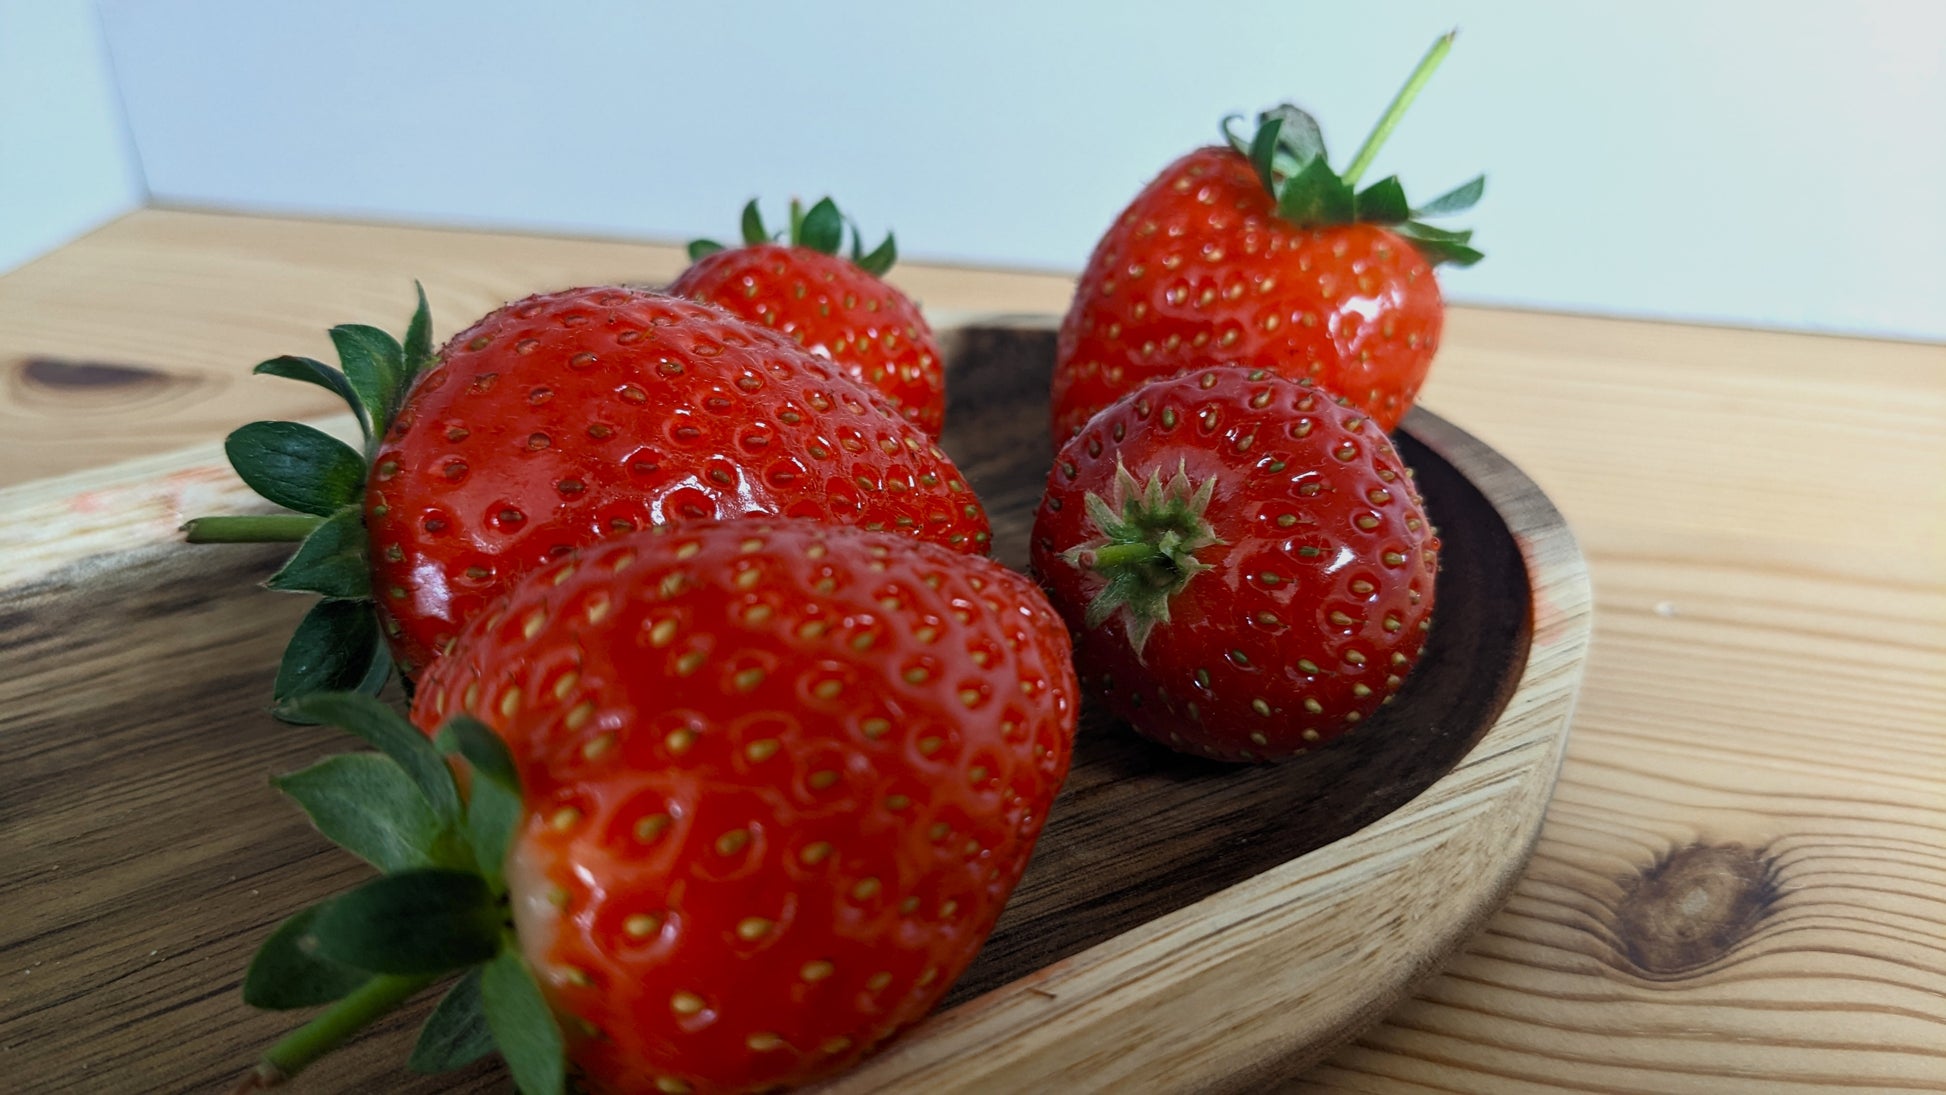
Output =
[
  {"x1": 673, "y1": 197, "x2": 947, "y2": 437},
  {"x1": 1033, "y1": 367, "x2": 1439, "y2": 761},
  {"x1": 184, "y1": 285, "x2": 991, "y2": 713},
  {"x1": 233, "y1": 521, "x2": 1079, "y2": 1094},
  {"x1": 1051, "y1": 32, "x2": 1484, "y2": 442}
]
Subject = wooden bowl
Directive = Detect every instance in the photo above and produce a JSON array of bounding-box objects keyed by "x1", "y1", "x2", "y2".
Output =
[
  {"x1": 0, "y1": 317, "x2": 1590, "y2": 1093},
  {"x1": 831, "y1": 319, "x2": 1593, "y2": 1091}
]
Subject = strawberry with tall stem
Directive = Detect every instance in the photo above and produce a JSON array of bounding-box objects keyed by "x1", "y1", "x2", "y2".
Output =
[{"x1": 1051, "y1": 31, "x2": 1484, "y2": 442}]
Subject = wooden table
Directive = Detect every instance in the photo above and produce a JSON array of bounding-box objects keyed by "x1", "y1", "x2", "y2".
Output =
[{"x1": 3, "y1": 210, "x2": 1942, "y2": 1092}]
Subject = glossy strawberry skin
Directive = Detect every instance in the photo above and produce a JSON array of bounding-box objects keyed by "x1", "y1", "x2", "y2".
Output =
[
  {"x1": 412, "y1": 521, "x2": 1078, "y2": 1094},
  {"x1": 671, "y1": 245, "x2": 947, "y2": 437},
  {"x1": 1031, "y1": 368, "x2": 1438, "y2": 761},
  {"x1": 1051, "y1": 146, "x2": 1442, "y2": 442},
  {"x1": 363, "y1": 287, "x2": 989, "y2": 675}
]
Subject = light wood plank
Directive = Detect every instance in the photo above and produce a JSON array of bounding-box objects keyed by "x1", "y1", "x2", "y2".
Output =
[
  {"x1": 1294, "y1": 313, "x2": 1946, "y2": 1093},
  {"x1": 0, "y1": 209, "x2": 1075, "y2": 486},
  {"x1": 3, "y1": 209, "x2": 1943, "y2": 1092}
]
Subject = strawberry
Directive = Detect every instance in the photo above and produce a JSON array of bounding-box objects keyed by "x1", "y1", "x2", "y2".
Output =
[
  {"x1": 184, "y1": 286, "x2": 990, "y2": 705},
  {"x1": 1030, "y1": 367, "x2": 1438, "y2": 761},
  {"x1": 1050, "y1": 33, "x2": 1484, "y2": 441},
  {"x1": 233, "y1": 521, "x2": 1078, "y2": 1095},
  {"x1": 671, "y1": 198, "x2": 946, "y2": 436}
]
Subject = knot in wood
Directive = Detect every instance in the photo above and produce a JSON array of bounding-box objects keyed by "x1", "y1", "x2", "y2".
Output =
[
  {"x1": 20, "y1": 357, "x2": 170, "y2": 391},
  {"x1": 1614, "y1": 842, "x2": 1777, "y2": 977}
]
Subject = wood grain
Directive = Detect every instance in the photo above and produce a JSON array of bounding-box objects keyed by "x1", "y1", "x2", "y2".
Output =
[
  {"x1": 0, "y1": 543, "x2": 495, "y2": 1095},
  {"x1": 0, "y1": 319, "x2": 1581, "y2": 1093},
  {"x1": 4, "y1": 210, "x2": 1944, "y2": 1093},
  {"x1": 1293, "y1": 317, "x2": 1946, "y2": 1093},
  {"x1": 0, "y1": 209, "x2": 1071, "y2": 489}
]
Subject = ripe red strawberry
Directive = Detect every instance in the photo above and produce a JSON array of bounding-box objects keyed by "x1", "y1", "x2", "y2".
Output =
[
  {"x1": 185, "y1": 286, "x2": 990, "y2": 704},
  {"x1": 1050, "y1": 33, "x2": 1484, "y2": 441},
  {"x1": 1031, "y1": 367, "x2": 1438, "y2": 761},
  {"x1": 234, "y1": 521, "x2": 1078, "y2": 1095},
  {"x1": 671, "y1": 198, "x2": 946, "y2": 436}
]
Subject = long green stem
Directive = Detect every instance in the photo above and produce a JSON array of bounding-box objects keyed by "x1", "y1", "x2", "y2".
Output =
[
  {"x1": 182, "y1": 514, "x2": 324, "y2": 543},
  {"x1": 233, "y1": 973, "x2": 436, "y2": 1092},
  {"x1": 1341, "y1": 31, "x2": 1456, "y2": 187}
]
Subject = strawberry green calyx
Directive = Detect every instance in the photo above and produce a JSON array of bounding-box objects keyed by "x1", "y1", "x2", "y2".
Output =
[
  {"x1": 687, "y1": 195, "x2": 899, "y2": 276},
  {"x1": 182, "y1": 285, "x2": 437, "y2": 717},
  {"x1": 1221, "y1": 31, "x2": 1485, "y2": 266},
  {"x1": 233, "y1": 693, "x2": 567, "y2": 1095},
  {"x1": 1061, "y1": 459, "x2": 1224, "y2": 657}
]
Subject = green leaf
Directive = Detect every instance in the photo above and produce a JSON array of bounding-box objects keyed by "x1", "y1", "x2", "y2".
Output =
[
  {"x1": 353, "y1": 639, "x2": 394, "y2": 698},
  {"x1": 276, "y1": 753, "x2": 445, "y2": 873},
  {"x1": 436, "y1": 716, "x2": 520, "y2": 794},
  {"x1": 1394, "y1": 220, "x2": 1474, "y2": 245},
  {"x1": 309, "y1": 869, "x2": 502, "y2": 976},
  {"x1": 1219, "y1": 112, "x2": 1251, "y2": 156},
  {"x1": 410, "y1": 968, "x2": 497, "y2": 1073},
  {"x1": 403, "y1": 282, "x2": 435, "y2": 380},
  {"x1": 1354, "y1": 176, "x2": 1411, "y2": 223},
  {"x1": 273, "y1": 615, "x2": 390, "y2": 717},
  {"x1": 274, "y1": 602, "x2": 382, "y2": 712},
  {"x1": 797, "y1": 197, "x2": 844, "y2": 254},
  {"x1": 480, "y1": 950, "x2": 566, "y2": 1095},
  {"x1": 1247, "y1": 114, "x2": 1284, "y2": 192},
  {"x1": 243, "y1": 904, "x2": 371, "y2": 1010},
  {"x1": 1274, "y1": 156, "x2": 1355, "y2": 226},
  {"x1": 278, "y1": 692, "x2": 461, "y2": 826},
  {"x1": 332, "y1": 324, "x2": 407, "y2": 439},
  {"x1": 787, "y1": 197, "x2": 805, "y2": 244},
  {"x1": 1414, "y1": 174, "x2": 1485, "y2": 217},
  {"x1": 1395, "y1": 221, "x2": 1484, "y2": 266},
  {"x1": 253, "y1": 356, "x2": 365, "y2": 438},
  {"x1": 467, "y1": 777, "x2": 522, "y2": 893},
  {"x1": 739, "y1": 199, "x2": 768, "y2": 245},
  {"x1": 438, "y1": 716, "x2": 524, "y2": 891},
  {"x1": 854, "y1": 231, "x2": 897, "y2": 277},
  {"x1": 225, "y1": 421, "x2": 367, "y2": 517},
  {"x1": 1257, "y1": 103, "x2": 1326, "y2": 172},
  {"x1": 1413, "y1": 237, "x2": 1485, "y2": 267},
  {"x1": 686, "y1": 238, "x2": 725, "y2": 261},
  {"x1": 267, "y1": 506, "x2": 370, "y2": 599}
]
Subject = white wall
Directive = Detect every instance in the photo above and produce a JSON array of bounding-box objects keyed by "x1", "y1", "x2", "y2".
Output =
[
  {"x1": 12, "y1": 1, "x2": 1946, "y2": 341},
  {"x1": 0, "y1": 0, "x2": 144, "y2": 271}
]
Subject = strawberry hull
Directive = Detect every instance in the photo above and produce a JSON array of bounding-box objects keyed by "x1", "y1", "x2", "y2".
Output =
[
  {"x1": 1033, "y1": 368, "x2": 1439, "y2": 761},
  {"x1": 1052, "y1": 146, "x2": 1444, "y2": 442}
]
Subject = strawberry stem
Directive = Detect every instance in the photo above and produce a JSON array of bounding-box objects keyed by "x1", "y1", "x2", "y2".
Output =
[
  {"x1": 182, "y1": 514, "x2": 326, "y2": 543},
  {"x1": 1341, "y1": 30, "x2": 1456, "y2": 188},
  {"x1": 1059, "y1": 461, "x2": 1225, "y2": 656},
  {"x1": 235, "y1": 972, "x2": 437, "y2": 1092},
  {"x1": 1088, "y1": 541, "x2": 1167, "y2": 569}
]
